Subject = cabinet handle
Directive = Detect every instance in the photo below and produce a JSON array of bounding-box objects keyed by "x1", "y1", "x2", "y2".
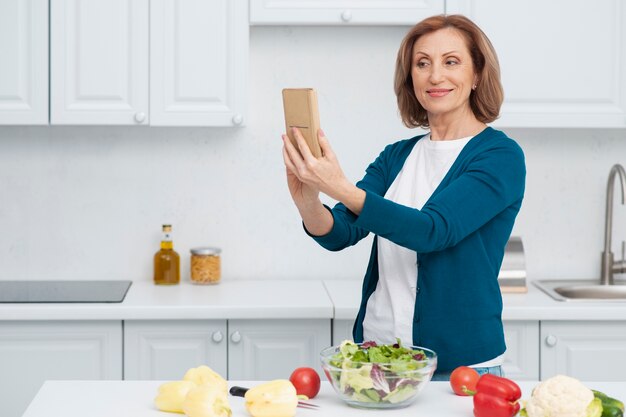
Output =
[
  {"x1": 134, "y1": 112, "x2": 146, "y2": 123},
  {"x1": 232, "y1": 114, "x2": 243, "y2": 125},
  {"x1": 212, "y1": 331, "x2": 223, "y2": 343},
  {"x1": 230, "y1": 331, "x2": 241, "y2": 343},
  {"x1": 545, "y1": 334, "x2": 558, "y2": 347},
  {"x1": 341, "y1": 10, "x2": 352, "y2": 22}
]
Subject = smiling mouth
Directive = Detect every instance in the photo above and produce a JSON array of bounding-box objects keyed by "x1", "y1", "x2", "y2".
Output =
[{"x1": 426, "y1": 89, "x2": 453, "y2": 97}]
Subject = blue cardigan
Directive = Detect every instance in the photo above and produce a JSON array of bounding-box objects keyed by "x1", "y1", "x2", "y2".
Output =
[{"x1": 310, "y1": 127, "x2": 526, "y2": 372}]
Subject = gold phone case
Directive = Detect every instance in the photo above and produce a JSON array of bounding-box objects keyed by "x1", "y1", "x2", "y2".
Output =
[{"x1": 282, "y1": 88, "x2": 322, "y2": 158}]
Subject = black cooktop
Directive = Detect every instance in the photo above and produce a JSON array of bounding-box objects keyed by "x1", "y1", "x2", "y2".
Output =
[{"x1": 0, "y1": 280, "x2": 132, "y2": 303}]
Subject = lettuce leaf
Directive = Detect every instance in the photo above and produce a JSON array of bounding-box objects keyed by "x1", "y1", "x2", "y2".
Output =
[{"x1": 330, "y1": 340, "x2": 428, "y2": 404}]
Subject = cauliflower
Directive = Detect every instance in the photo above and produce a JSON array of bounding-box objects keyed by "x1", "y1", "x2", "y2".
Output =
[{"x1": 525, "y1": 375, "x2": 602, "y2": 417}]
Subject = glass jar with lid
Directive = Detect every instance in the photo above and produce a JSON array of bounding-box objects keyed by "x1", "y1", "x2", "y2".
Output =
[{"x1": 190, "y1": 247, "x2": 221, "y2": 285}]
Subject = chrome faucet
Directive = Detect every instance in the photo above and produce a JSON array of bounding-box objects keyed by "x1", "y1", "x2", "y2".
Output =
[{"x1": 601, "y1": 164, "x2": 626, "y2": 285}]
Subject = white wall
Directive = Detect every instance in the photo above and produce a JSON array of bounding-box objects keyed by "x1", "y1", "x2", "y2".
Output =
[{"x1": 0, "y1": 26, "x2": 624, "y2": 283}]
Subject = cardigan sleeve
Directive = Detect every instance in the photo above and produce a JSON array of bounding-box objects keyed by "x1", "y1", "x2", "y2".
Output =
[
  {"x1": 308, "y1": 141, "x2": 400, "y2": 251},
  {"x1": 354, "y1": 138, "x2": 526, "y2": 253}
]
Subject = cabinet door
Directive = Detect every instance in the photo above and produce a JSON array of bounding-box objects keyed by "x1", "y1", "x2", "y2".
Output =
[
  {"x1": 502, "y1": 321, "x2": 539, "y2": 380},
  {"x1": 150, "y1": 0, "x2": 248, "y2": 126},
  {"x1": 250, "y1": 0, "x2": 444, "y2": 25},
  {"x1": 541, "y1": 321, "x2": 626, "y2": 381},
  {"x1": 332, "y1": 319, "x2": 354, "y2": 345},
  {"x1": 124, "y1": 320, "x2": 227, "y2": 380},
  {"x1": 0, "y1": 0, "x2": 48, "y2": 125},
  {"x1": 447, "y1": 0, "x2": 626, "y2": 127},
  {"x1": 228, "y1": 319, "x2": 331, "y2": 380},
  {"x1": 50, "y1": 0, "x2": 149, "y2": 125},
  {"x1": 0, "y1": 321, "x2": 122, "y2": 417}
]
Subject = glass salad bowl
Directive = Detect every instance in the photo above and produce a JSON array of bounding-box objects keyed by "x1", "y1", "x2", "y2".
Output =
[{"x1": 320, "y1": 340, "x2": 437, "y2": 409}]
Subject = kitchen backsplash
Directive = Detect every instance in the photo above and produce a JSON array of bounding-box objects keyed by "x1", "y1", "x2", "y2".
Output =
[{"x1": 0, "y1": 26, "x2": 624, "y2": 282}]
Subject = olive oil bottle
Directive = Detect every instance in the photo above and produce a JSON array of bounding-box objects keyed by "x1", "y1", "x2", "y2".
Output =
[{"x1": 154, "y1": 224, "x2": 180, "y2": 285}]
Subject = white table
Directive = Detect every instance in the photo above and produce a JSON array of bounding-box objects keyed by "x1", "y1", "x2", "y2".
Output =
[{"x1": 21, "y1": 380, "x2": 626, "y2": 417}]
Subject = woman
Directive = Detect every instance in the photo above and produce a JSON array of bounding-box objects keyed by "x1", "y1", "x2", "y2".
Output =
[{"x1": 282, "y1": 14, "x2": 525, "y2": 380}]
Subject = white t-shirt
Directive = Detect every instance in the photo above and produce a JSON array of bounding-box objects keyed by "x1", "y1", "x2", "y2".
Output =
[{"x1": 361, "y1": 133, "x2": 503, "y2": 368}]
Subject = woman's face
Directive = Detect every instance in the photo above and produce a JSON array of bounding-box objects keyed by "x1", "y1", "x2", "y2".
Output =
[{"x1": 411, "y1": 28, "x2": 477, "y2": 121}]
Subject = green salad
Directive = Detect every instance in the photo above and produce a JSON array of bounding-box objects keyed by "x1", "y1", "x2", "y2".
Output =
[{"x1": 324, "y1": 340, "x2": 433, "y2": 404}]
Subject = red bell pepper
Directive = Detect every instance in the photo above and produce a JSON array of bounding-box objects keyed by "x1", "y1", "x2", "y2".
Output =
[{"x1": 472, "y1": 374, "x2": 522, "y2": 417}]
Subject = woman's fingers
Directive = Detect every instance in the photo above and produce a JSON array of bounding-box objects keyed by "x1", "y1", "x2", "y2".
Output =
[
  {"x1": 292, "y1": 127, "x2": 317, "y2": 162},
  {"x1": 282, "y1": 135, "x2": 303, "y2": 176},
  {"x1": 283, "y1": 134, "x2": 306, "y2": 168},
  {"x1": 285, "y1": 129, "x2": 319, "y2": 178},
  {"x1": 317, "y1": 129, "x2": 335, "y2": 160},
  {"x1": 281, "y1": 139, "x2": 295, "y2": 171}
]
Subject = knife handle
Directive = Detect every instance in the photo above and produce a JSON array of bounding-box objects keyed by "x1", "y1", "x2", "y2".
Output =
[{"x1": 229, "y1": 386, "x2": 249, "y2": 398}]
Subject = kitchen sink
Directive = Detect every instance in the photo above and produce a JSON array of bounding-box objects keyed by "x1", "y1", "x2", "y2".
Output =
[{"x1": 534, "y1": 279, "x2": 626, "y2": 301}]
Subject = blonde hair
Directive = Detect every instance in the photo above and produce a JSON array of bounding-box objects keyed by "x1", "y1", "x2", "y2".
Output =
[{"x1": 394, "y1": 14, "x2": 503, "y2": 128}]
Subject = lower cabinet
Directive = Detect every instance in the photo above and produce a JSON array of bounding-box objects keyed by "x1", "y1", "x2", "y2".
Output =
[
  {"x1": 124, "y1": 320, "x2": 228, "y2": 380},
  {"x1": 332, "y1": 319, "x2": 539, "y2": 380},
  {"x1": 332, "y1": 319, "x2": 354, "y2": 346},
  {"x1": 228, "y1": 319, "x2": 330, "y2": 380},
  {"x1": 540, "y1": 321, "x2": 626, "y2": 381},
  {"x1": 5, "y1": 316, "x2": 625, "y2": 417},
  {"x1": 124, "y1": 319, "x2": 331, "y2": 381},
  {"x1": 502, "y1": 321, "x2": 539, "y2": 380},
  {"x1": 0, "y1": 321, "x2": 122, "y2": 417}
]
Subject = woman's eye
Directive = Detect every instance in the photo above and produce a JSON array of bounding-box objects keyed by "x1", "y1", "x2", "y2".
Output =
[
  {"x1": 416, "y1": 61, "x2": 429, "y2": 68},
  {"x1": 446, "y1": 59, "x2": 459, "y2": 66}
]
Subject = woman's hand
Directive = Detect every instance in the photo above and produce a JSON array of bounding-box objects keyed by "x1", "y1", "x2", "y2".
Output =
[
  {"x1": 281, "y1": 129, "x2": 332, "y2": 236},
  {"x1": 282, "y1": 128, "x2": 365, "y2": 215},
  {"x1": 282, "y1": 138, "x2": 320, "y2": 209}
]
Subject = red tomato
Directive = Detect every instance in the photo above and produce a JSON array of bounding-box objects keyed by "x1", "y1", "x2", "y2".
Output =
[
  {"x1": 449, "y1": 366, "x2": 480, "y2": 396},
  {"x1": 289, "y1": 367, "x2": 321, "y2": 399}
]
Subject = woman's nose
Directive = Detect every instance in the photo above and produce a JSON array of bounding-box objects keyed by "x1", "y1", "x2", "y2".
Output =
[{"x1": 429, "y1": 64, "x2": 444, "y2": 84}]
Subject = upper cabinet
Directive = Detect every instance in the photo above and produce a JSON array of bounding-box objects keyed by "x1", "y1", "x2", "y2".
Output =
[
  {"x1": 249, "y1": 0, "x2": 444, "y2": 25},
  {"x1": 150, "y1": 0, "x2": 248, "y2": 126},
  {"x1": 447, "y1": 0, "x2": 626, "y2": 127},
  {"x1": 5, "y1": 0, "x2": 248, "y2": 126},
  {"x1": 4, "y1": 0, "x2": 626, "y2": 128},
  {"x1": 0, "y1": 0, "x2": 48, "y2": 125},
  {"x1": 252, "y1": 0, "x2": 626, "y2": 128},
  {"x1": 50, "y1": 0, "x2": 149, "y2": 125}
]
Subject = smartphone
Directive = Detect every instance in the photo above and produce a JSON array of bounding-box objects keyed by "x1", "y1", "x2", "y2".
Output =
[{"x1": 282, "y1": 88, "x2": 322, "y2": 158}]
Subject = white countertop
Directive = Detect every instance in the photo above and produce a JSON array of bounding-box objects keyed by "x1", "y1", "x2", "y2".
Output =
[
  {"x1": 323, "y1": 279, "x2": 626, "y2": 321},
  {"x1": 22, "y1": 380, "x2": 626, "y2": 417},
  {"x1": 0, "y1": 280, "x2": 334, "y2": 320},
  {"x1": 2, "y1": 278, "x2": 626, "y2": 321}
]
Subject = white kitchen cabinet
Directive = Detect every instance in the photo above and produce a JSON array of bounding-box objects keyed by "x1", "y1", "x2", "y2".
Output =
[
  {"x1": 540, "y1": 321, "x2": 626, "y2": 381},
  {"x1": 123, "y1": 320, "x2": 228, "y2": 380},
  {"x1": 228, "y1": 319, "x2": 330, "y2": 380},
  {"x1": 250, "y1": 0, "x2": 444, "y2": 25},
  {"x1": 447, "y1": 0, "x2": 626, "y2": 127},
  {"x1": 0, "y1": 0, "x2": 48, "y2": 125},
  {"x1": 123, "y1": 319, "x2": 331, "y2": 381},
  {"x1": 0, "y1": 321, "x2": 122, "y2": 417},
  {"x1": 50, "y1": 0, "x2": 247, "y2": 126},
  {"x1": 150, "y1": 0, "x2": 248, "y2": 126},
  {"x1": 332, "y1": 319, "x2": 354, "y2": 345},
  {"x1": 502, "y1": 321, "x2": 539, "y2": 380},
  {"x1": 332, "y1": 319, "x2": 539, "y2": 379},
  {"x1": 50, "y1": 0, "x2": 150, "y2": 125}
]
